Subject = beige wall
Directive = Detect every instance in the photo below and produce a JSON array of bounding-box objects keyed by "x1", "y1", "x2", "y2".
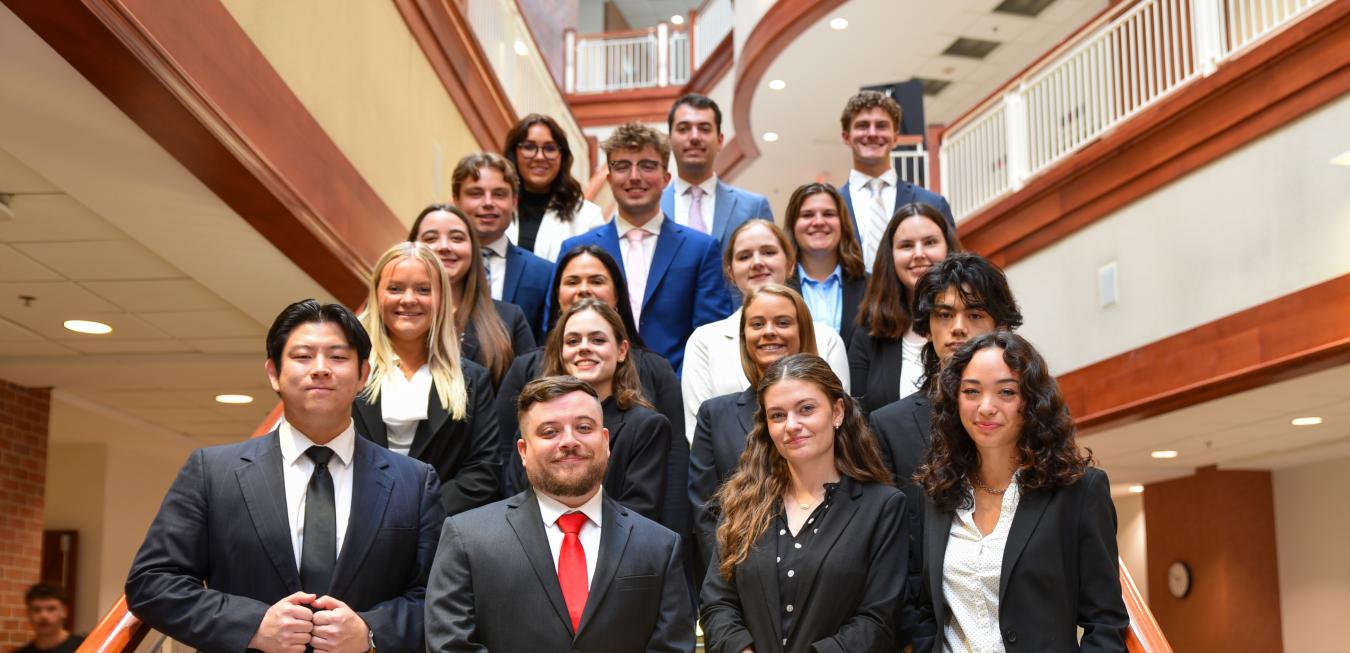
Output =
[
  {"x1": 1273, "y1": 454, "x2": 1350, "y2": 652},
  {"x1": 221, "y1": 0, "x2": 482, "y2": 225},
  {"x1": 1115, "y1": 492, "x2": 1148, "y2": 602},
  {"x1": 43, "y1": 443, "x2": 107, "y2": 632}
]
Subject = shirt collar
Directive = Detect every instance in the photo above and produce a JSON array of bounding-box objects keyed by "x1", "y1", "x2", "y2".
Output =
[
  {"x1": 536, "y1": 488, "x2": 605, "y2": 530},
  {"x1": 673, "y1": 175, "x2": 718, "y2": 197},
  {"x1": 848, "y1": 167, "x2": 898, "y2": 190},
  {"x1": 614, "y1": 212, "x2": 664, "y2": 238},
  {"x1": 796, "y1": 262, "x2": 842, "y2": 286},
  {"x1": 279, "y1": 418, "x2": 356, "y2": 467},
  {"x1": 483, "y1": 235, "x2": 510, "y2": 258}
]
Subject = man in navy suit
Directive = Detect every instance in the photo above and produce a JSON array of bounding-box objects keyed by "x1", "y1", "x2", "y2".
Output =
[
  {"x1": 453, "y1": 152, "x2": 552, "y2": 342},
  {"x1": 659, "y1": 93, "x2": 773, "y2": 251},
  {"x1": 125, "y1": 300, "x2": 445, "y2": 653},
  {"x1": 561, "y1": 123, "x2": 731, "y2": 374},
  {"x1": 838, "y1": 90, "x2": 955, "y2": 269}
]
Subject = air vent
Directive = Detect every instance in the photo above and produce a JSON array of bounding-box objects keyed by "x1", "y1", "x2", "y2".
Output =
[
  {"x1": 915, "y1": 78, "x2": 952, "y2": 96},
  {"x1": 943, "y1": 37, "x2": 1001, "y2": 60},
  {"x1": 994, "y1": 0, "x2": 1059, "y2": 18}
]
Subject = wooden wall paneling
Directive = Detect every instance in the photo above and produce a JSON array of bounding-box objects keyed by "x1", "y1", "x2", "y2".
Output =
[{"x1": 566, "y1": 86, "x2": 683, "y2": 126}]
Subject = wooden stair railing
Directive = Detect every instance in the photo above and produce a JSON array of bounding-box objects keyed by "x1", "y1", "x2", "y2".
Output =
[{"x1": 1122, "y1": 559, "x2": 1173, "y2": 653}]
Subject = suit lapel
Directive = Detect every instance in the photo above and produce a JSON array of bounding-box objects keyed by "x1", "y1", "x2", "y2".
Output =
[
  {"x1": 409, "y1": 383, "x2": 449, "y2": 460},
  {"x1": 734, "y1": 388, "x2": 755, "y2": 435},
  {"x1": 643, "y1": 218, "x2": 682, "y2": 304},
  {"x1": 839, "y1": 182, "x2": 861, "y2": 242},
  {"x1": 747, "y1": 524, "x2": 785, "y2": 644},
  {"x1": 502, "y1": 245, "x2": 524, "y2": 303},
  {"x1": 1000, "y1": 486, "x2": 1051, "y2": 602},
  {"x1": 577, "y1": 496, "x2": 633, "y2": 637},
  {"x1": 925, "y1": 499, "x2": 954, "y2": 626},
  {"x1": 235, "y1": 432, "x2": 301, "y2": 590},
  {"x1": 660, "y1": 184, "x2": 676, "y2": 220},
  {"x1": 910, "y1": 397, "x2": 931, "y2": 448},
  {"x1": 789, "y1": 480, "x2": 862, "y2": 640},
  {"x1": 505, "y1": 492, "x2": 574, "y2": 633},
  {"x1": 598, "y1": 222, "x2": 623, "y2": 271},
  {"x1": 330, "y1": 438, "x2": 392, "y2": 597},
  {"x1": 711, "y1": 181, "x2": 737, "y2": 242},
  {"x1": 353, "y1": 396, "x2": 387, "y2": 446}
]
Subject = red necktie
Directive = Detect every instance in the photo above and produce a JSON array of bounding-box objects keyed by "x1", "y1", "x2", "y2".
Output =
[{"x1": 556, "y1": 512, "x2": 589, "y2": 632}]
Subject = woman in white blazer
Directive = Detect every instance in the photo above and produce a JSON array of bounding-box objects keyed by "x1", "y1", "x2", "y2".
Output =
[
  {"x1": 503, "y1": 113, "x2": 606, "y2": 262},
  {"x1": 681, "y1": 219, "x2": 850, "y2": 442}
]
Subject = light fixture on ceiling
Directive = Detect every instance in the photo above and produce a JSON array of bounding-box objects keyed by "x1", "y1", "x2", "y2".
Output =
[
  {"x1": 1151, "y1": 450, "x2": 1179, "y2": 459},
  {"x1": 670, "y1": 14, "x2": 685, "y2": 25},
  {"x1": 215, "y1": 394, "x2": 255, "y2": 404},
  {"x1": 1128, "y1": 484, "x2": 1145, "y2": 494},
  {"x1": 0, "y1": 193, "x2": 14, "y2": 221},
  {"x1": 1331, "y1": 150, "x2": 1350, "y2": 166},
  {"x1": 64, "y1": 319, "x2": 112, "y2": 335},
  {"x1": 768, "y1": 79, "x2": 786, "y2": 90},
  {"x1": 829, "y1": 17, "x2": 848, "y2": 30},
  {"x1": 762, "y1": 132, "x2": 779, "y2": 142},
  {"x1": 513, "y1": 40, "x2": 530, "y2": 56},
  {"x1": 1291, "y1": 416, "x2": 1323, "y2": 426}
]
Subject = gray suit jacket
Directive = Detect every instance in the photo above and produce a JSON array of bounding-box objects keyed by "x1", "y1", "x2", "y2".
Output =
[{"x1": 425, "y1": 490, "x2": 696, "y2": 652}]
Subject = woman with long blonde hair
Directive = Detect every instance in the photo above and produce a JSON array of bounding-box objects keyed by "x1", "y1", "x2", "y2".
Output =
[{"x1": 352, "y1": 241, "x2": 501, "y2": 515}]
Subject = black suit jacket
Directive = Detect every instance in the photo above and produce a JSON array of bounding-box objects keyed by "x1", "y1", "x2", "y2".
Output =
[
  {"x1": 125, "y1": 432, "x2": 445, "y2": 653},
  {"x1": 700, "y1": 478, "x2": 908, "y2": 653},
  {"x1": 460, "y1": 300, "x2": 536, "y2": 388},
  {"x1": 687, "y1": 388, "x2": 755, "y2": 584},
  {"x1": 425, "y1": 490, "x2": 695, "y2": 652},
  {"x1": 786, "y1": 272, "x2": 869, "y2": 349},
  {"x1": 848, "y1": 328, "x2": 912, "y2": 415},
  {"x1": 506, "y1": 397, "x2": 672, "y2": 522},
  {"x1": 352, "y1": 361, "x2": 500, "y2": 516},
  {"x1": 914, "y1": 468, "x2": 1128, "y2": 653},
  {"x1": 496, "y1": 346, "x2": 690, "y2": 533},
  {"x1": 867, "y1": 392, "x2": 931, "y2": 647},
  {"x1": 502, "y1": 242, "x2": 552, "y2": 343}
]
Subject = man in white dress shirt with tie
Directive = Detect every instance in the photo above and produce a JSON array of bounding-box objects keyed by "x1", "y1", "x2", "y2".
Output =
[
  {"x1": 660, "y1": 93, "x2": 774, "y2": 252},
  {"x1": 425, "y1": 375, "x2": 694, "y2": 651},
  {"x1": 836, "y1": 90, "x2": 955, "y2": 270}
]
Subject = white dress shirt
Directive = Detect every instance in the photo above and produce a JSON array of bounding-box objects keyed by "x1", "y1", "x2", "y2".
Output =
[
  {"x1": 614, "y1": 212, "x2": 663, "y2": 299},
  {"x1": 899, "y1": 328, "x2": 927, "y2": 400},
  {"x1": 671, "y1": 175, "x2": 719, "y2": 235},
  {"x1": 536, "y1": 488, "x2": 605, "y2": 590},
  {"x1": 942, "y1": 480, "x2": 1022, "y2": 653},
  {"x1": 379, "y1": 364, "x2": 433, "y2": 456},
  {"x1": 482, "y1": 235, "x2": 509, "y2": 301},
  {"x1": 680, "y1": 308, "x2": 852, "y2": 442},
  {"x1": 849, "y1": 168, "x2": 899, "y2": 267},
  {"x1": 278, "y1": 419, "x2": 356, "y2": 568}
]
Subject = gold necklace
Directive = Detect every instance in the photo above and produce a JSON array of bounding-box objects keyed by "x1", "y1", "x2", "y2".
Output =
[{"x1": 972, "y1": 476, "x2": 1008, "y2": 496}]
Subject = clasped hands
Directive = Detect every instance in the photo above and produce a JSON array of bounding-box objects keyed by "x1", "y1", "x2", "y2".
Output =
[{"x1": 248, "y1": 592, "x2": 371, "y2": 653}]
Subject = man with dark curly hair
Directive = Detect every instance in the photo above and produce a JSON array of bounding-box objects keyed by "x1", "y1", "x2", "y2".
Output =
[{"x1": 16, "y1": 584, "x2": 83, "y2": 653}]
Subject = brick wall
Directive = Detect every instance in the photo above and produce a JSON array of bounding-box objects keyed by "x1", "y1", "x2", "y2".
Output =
[{"x1": 0, "y1": 379, "x2": 51, "y2": 651}]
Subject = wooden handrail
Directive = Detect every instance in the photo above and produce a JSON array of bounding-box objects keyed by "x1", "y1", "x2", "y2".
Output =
[
  {"x1": 1122, "y1": 560, "x2": 1173, "y2": 653},
  {"x1": 74, "y1": 596, "x2": 146, "y2": 653}
]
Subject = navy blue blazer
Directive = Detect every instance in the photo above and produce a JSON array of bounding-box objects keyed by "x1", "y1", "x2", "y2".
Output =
[
  {"x1": 659, "y1": 180, "x2": 774, "y2": 250},
  {"x1": 125, "y1": 431, "x2": 445, "y2": 653},
  {"x1": 838, "y1": 180, "x2": 956, "y2": 236},
  {"x1": 502, "y1": 242, "x2": 552, "y2": 342},
  {"x1": 559, "y1": 217, "x2": 732, "y2": 373}
]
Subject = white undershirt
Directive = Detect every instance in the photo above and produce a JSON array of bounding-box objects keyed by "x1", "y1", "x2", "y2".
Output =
[
  {"x1": 536, "y1": 489, "x2": 605, "y2": 590},
  {"x1": 898, "y1": 328, "x2": 926, "y2": 399},
  {"x1": 278, "y1": 420, "x2": 356, "y2": 568},
  {"x1": 380, "y1": 364, "x2": 433, "y2": 456},
  {"x1": 942, "y1": 480, "x2": 1022, "y2": 653}
]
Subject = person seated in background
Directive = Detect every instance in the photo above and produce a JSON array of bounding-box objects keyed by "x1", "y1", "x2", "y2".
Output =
[
  {"x1": 502, "y1": 113, "x2": 607, "y2": 262},
  {"x1": 127, "y1": 299, "x2": 444, "y2": 653},
  {"x1": 868, "y1": 251, "x2": 1023, "y2": 648},
  {"x1": 505, "y1": 300, "x2": 672, "y2": 522},
  {"x1": 682, "y1": 219, "x2": 850, "y2": 443},
  {"x1": 16, "y1": 584, "x2": 83, "y2": 653},
  {"x1": 783, "y1": 183, "x2": 870, "y2": 349},
  {"x1": 425, "y1": 376, "x2": 695, "y2": 652},
  {"x1": 560, "y1": 122, "x2": 732, "y2": 373},
  {"x1": 352, "y1": 242, "x2": 501, "y2": 516},
  {"x1": 451, "y1": 152, "x2": 553, "y2": 342},
  {"x1": 660, "y1": 93, "x2": 773, "y2": 250}
]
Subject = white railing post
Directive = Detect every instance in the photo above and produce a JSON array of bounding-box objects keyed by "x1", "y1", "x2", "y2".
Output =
[
  {"x1": 657, "y1": 22, "x2": 670, "y2": 87},
  {"x1": 564, "y1": 29, "x2": 576, "y2": 93},
  {"x1": 1004, "y1": 85, "x2": 1030, "y2": 192},
  {"x1": 1191, "y1": 0, "x2": 1227, "y2": 76}
]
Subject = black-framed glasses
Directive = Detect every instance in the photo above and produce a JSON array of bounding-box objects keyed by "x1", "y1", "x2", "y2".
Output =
[
  {"x1": 608, "y1": 159, "x2": 662, "y2": 175},
  {"x1": 517, "y1": 142, "x2": 561, "y2": 160}
]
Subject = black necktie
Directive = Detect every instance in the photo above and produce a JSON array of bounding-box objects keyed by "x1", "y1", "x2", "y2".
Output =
[{"x1": 300, "y1": 446, "x2": 336, "y2": 595}]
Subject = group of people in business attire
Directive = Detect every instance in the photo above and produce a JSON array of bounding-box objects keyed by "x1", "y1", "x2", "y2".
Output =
[{"x1": 122, "y1": 90, "x2": 1128, "y2": 653}]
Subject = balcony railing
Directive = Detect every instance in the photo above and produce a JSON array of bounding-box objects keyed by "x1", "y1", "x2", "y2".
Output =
[
  {"x1": 693, "y1": 0, "x2": 733, "y2": 68},
  {"x1": 565, "y1": 23, "x2": 689, "y2": 93},
  {"x1": 940, "y1": 0, "x2": 1330, "y2": 220}
]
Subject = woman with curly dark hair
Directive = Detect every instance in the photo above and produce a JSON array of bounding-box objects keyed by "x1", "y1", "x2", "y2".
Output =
[
  {"x1": 501, "y1": 114, "x2": 605, "y2": 261},
  {"x1": 701, "y1": 353, "x2": 908, "y2": 653},
  {"x1": 913, "y1": 331, "x2": 1127, "y2": 653}
]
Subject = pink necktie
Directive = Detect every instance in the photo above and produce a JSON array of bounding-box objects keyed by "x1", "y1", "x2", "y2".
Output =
[
  {"x1": 623, "y1": 228, "x2": 650, "y2": 324},
  {"x1": 688, "y1": 185, "x2": 707, "y2": 234},
  {"x1": 556, "y1": 512, "x2": 588, "y2": 632}
]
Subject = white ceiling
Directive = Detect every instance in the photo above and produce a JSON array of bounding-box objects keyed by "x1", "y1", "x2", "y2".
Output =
[
  {"x1": 604, "y1": 0, "x2": 702, "y2": 29},
  {"x1": 0, "y1": 5, "x2": 332, "y2": 444}
]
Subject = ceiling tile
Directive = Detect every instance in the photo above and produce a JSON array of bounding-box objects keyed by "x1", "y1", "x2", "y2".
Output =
[
  {"x1": 173, "y1": 421, "x2": 257, "y2": 438},
  {"x1": 5, "y1": 310, "x2": 170, "y2": 340},
  {"x1": 0, "y1": 340, "x2": 77, "y2": 356},
  {"x1": 0, "y1": 316, "x2": 41, "y2": 340},
  {"x1": 183, "y1": 337, "x2": 261, "y2": 354},
  {"x1": 966, "y1": 12, "x2": 1036, "y2": 43},
  {"x1": 59, "y1": 338, "x2": 195, "y2": 354},
  {"x1": 0, "y1": 194, "x2": 124, "y2": 243},
  {"x1": 82, "y1": 279, "x2": 229, "y2": 312},
  {"x1": 0, "y1": 245, "x2": 62, "y2": 281},
  {"x1": 13, "y1": 240, "x2": 182, "y2": 281},
  {"x1": 0, "y1": 281, "x2": 122, "y2": 314},
  {"x1": 0, "y1": 145, "x2": 59, "y2": 193},
  {"x1": 138, "y1": 310, "x2": 265, "y2": 338}
]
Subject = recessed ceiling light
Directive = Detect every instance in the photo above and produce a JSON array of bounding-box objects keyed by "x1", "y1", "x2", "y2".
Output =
[
  {"x1": 829, "y1": 17, "x2": 848, "y2": 30},
  {"x1": 762, "y1": 132, "x2": 779, "y2": 142},
  {"x1": 1128, "y1": 484, "x2": 1145, "y2": 494},
  {"x1": 670, "y1": 14, "x2": 685, "y2": 25},
  {"x1": 64, "y1": 319, "x2": 112, "y2": 335},
  {"x1": 768, "y1": 79, "x2": 786, "y2": 90},
  {"x1": 1151, "y1": 450, "x2": 1179, "y2": 459},
  {"x1": 1291, "y1": 416, "x2": 1323, "y2": 426},
  {"x1": 1331, "y1": 150, "x2": 1350, "y2": 166},
  {"x1": 215, "y1": 394, "x2": 255, "y2": 405},
  {"x1": 513, "y1": 40, "x2": 529, "y2": 56}
]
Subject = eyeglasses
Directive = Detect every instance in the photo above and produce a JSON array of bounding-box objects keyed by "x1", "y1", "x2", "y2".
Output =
[
  {"x1": 607, "y1": 159, "x2": 663, "y2": 175},
  {"x1": 517, "y1": 142, "x2": 561, "y2": 160}
]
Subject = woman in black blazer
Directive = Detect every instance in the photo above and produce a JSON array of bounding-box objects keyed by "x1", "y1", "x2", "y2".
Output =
[
  {"x1": 352, "y1": 242, "x2": 500, "y2": 517},
  {"x1": 688, "y1": 283, "x2": 822, "y2": 583},
  {"x1": 914, "y1": 332, "x2": 1127, "y2": 653},
  {"x1": 503, "y1": 299, "x2": 671, "y2": 521},
  {"x1": 782, "y1": 183, "x2": 870, "y2": 348},
  {"x1": 701, "y1": 353, "x2": 906, "y2": 653},
  {"x1": 849, "y1": 202, "x2": 961, "y2": 414},
  {"x1": 410, "y1": 204, "x2": 533, "y2": 389}
]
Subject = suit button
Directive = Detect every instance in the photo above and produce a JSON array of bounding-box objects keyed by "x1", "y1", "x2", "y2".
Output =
[{"x1": 1005, "y1": 629, "x2": 1017, "y2": 644}]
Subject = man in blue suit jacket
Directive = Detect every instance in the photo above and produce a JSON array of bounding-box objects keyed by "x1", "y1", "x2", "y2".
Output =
[
  {"x1": 659, "y1": 94, "x2": 773, "y2": 251},
  {"x1": 838, "y1": 91, "x2": 955, "y2": 269},
  {"x1": 561, "y1": 123, "x2": 731, "y2": 373},
  {"x1": 126, "y1": 300, "x2": 444, "y2": 653},
  {"x1": 453, "y1": 152, "x2": 552, "y2": 342}
]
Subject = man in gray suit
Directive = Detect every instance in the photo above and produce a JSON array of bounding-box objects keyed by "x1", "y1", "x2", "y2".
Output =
[{"x1": 425, "y1": 376, "x2": 694, "y2": 652}]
